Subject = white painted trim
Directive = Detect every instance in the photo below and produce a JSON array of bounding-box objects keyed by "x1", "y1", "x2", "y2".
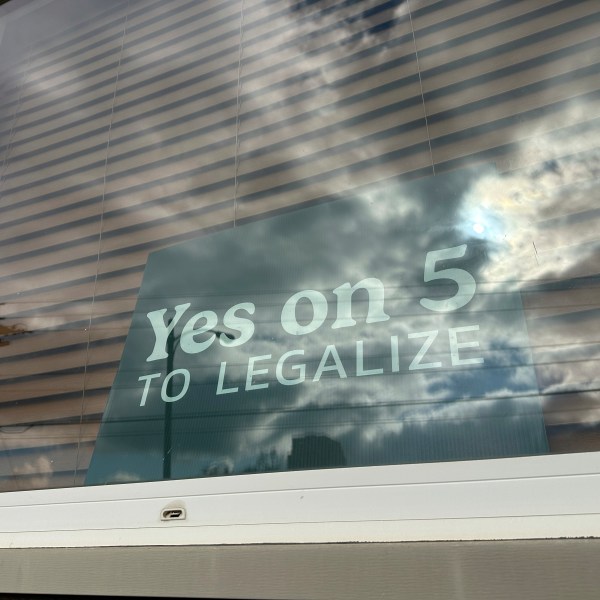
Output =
[{"x1": 1, "y1": 452, "x2": 599, "y2": 548}]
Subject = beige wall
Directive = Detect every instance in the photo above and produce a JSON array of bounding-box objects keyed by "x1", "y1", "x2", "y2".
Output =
[{"x1": 1, "y1": 539, "x2": 600, "y2": 599}]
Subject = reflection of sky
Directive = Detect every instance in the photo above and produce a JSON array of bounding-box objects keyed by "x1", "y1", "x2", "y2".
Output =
[
  {"x1": 0, "y1": 0, "x2": 598, "y2": 488},
  {"x1": 86, "y1": 0, "x2": 600, "y2": 483},
  {"x1": 87, "y1": 168, "x2": 551, "y2": 484}
]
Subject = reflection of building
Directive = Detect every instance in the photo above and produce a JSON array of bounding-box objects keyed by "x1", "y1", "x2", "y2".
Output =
[
  {"x1": 287, "y1": 435, "x2": 346, "y2": 470},
  {"x1": 0, "y1": 0, "x2": 599, "y2": 597},
  {"x1": 0, "y1": 0, "x2": 598, "y2": 492}
]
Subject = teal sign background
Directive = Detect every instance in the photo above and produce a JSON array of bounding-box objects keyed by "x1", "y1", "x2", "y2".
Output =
[{"x1": 86, "y1": 169, "x2": 548, "y2": 485}]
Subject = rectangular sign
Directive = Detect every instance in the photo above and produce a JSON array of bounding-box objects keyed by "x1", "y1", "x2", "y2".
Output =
[{"x1": 86, "y1": 169, "x2": 548, "y2": 484}]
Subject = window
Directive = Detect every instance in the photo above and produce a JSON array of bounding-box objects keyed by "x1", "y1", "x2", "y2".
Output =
[{"x1": 0, "y1": 0, "x2": 598, "y2": 546}]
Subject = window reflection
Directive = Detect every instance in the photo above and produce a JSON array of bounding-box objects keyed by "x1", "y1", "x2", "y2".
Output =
[{"x1": 0, "y1": 0, "x2": 598, "y2": 490}]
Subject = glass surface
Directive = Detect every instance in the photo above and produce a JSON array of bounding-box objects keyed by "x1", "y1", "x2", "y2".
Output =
[
  {"x1": 87, "y1": 167, "x2": 550, "y2": 483},
  {"x1": 0, "y1": 0, "x2": 130, "y2": 491},
  {"x1": 0, "y1": 0, "x2": 598, "y2": 491}
]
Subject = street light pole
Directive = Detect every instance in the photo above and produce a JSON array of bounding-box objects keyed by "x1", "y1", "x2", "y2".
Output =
[
  {"x1": 162, "y1": 321, "x2": 236, "y2": 480},
  {"x1": 163, "y1": 324, "x2": 174, "y2": 479}
]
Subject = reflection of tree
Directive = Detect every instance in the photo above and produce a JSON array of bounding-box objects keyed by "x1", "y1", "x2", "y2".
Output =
[
  {"x1": 243, "y1": 449, "x2": 282, "y2": 474},
  {"x1": 203, "y1": 461, "x2": 232, "y2": 477},
  {"x1": 0, "y1": 305, "x2": 31, "y2": 347},
  {"x1": 287, "y1": 435, "x2": 346, "y2": 470},
  {"x1": 242, "y1": 438, "x2": 348, "y2": 473}
]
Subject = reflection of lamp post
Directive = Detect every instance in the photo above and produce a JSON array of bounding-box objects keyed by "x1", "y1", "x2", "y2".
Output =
[
  {"x1": 163, "y1": 327, "x2": 176, "y2": 479},
  {"x1": 162, "y1": 321, "x2": 235, "y2": 480}
]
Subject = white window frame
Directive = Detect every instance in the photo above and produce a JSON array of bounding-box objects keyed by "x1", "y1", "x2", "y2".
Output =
[{"x1": 1, "y1": 451, "x2": 599, "y2": 548}]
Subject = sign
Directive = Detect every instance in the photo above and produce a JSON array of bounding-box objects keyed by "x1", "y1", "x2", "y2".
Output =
[{"x1": 86, "y1": 169, "x2": 548, "y2": 484}]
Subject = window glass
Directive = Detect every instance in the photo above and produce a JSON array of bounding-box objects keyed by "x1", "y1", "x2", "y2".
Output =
[{"x1": 0, "y1": 0, "x2": 598, "y2": 490}]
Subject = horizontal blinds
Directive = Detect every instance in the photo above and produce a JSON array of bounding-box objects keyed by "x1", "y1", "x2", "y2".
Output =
[{"x1": 0, "y1": 0, "x2": 598, "y2": 490}]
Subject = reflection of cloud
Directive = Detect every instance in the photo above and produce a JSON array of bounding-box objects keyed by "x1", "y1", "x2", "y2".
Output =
[
  {"x1": 89, "y1": 165, "x2": 559, "y2": 482},
  {"x1": 288, "y1": 1, "x2": 408, "y2": 52},
  {"x1": 460, "y1": 103, "x2": 600, "y2": 288},
  {"x1": 451, "y1": 100, "x2": 600, "y2": 431},
  {"x1": 235, "y1": 0, "x2": 427, "y2": 218},
  {"x1": 109, "y1": 470, "x2": 142, "y2": 483},
  {"x1": 13, "y1": 455, "x2": 53, "y2": 489},
  {"x1": 7, "y1": 0, "x2": 589, "y2": 484}
]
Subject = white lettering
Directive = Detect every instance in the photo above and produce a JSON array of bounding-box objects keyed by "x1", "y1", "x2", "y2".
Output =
[
  {"x1": 161, "y1": 368, "x2": 190, "y2": 403},
  {"x1": 216, "y1": 362, "x2": 238, "y2": 395},
  {"x1": 146, "y1": 303, "x2": 190, "y2": 361},
  {"x1": 281, "y1": 289, "x2": 328, "y2": 336},
  {"x1": 356, "y1": 340, "x2": 383, "y2": 377},
  {"x1": 313, "y1": 344, "x2": 347, "y2": 382},
  {"x1": 179, "y1": 310, "x2": 219, "y2": 354},
  {"x1": 332, "y1": 278, "x2": 390, "y2": 329},
  {"x1": 276, "y1": 349, "x2": 306, "y2": 386},
  {"x1": 420, "y1": 245, "x2": 476, "y2": 312},
  {"x1": 449, "y1": 325, "x2": 484, "y2": 366},
  {"x1": 138, "y1": 373, "x2": 161, "y2": 406},
  {"x1": 390, "y1": 335, "x2": 400, "y2": 372},
  {"x1": 221, "y1": 302, "x2": 256, "y2": 347},
  {"x1": 408, "y1": 330, "x2": 442, "y2": 370},
  {"x1": 246, "y1": 354, "x2": 271, "y2": 391}
]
